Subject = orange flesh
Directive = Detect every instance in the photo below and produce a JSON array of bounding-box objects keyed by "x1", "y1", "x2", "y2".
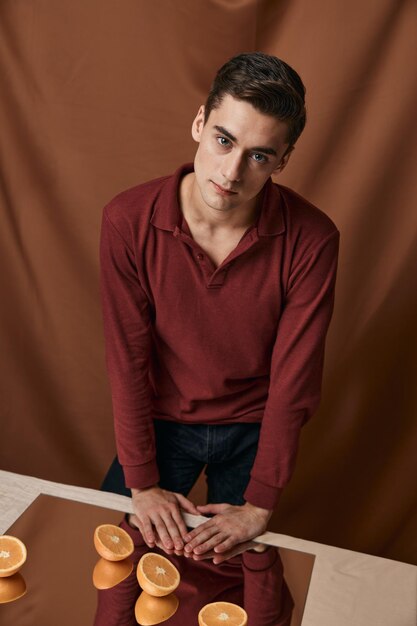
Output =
[
  {"x1": 0, "y1": 537, "x2": 26, "y2": 575},
  {"x1": 199, "y1": 602, "x2": 247, "y2": 626},
  {"x1": 96, "y1": 525, "x2": 133, "y2": 558},
  {"x1": 141, "y1": 554, "x2": 178, "y2": 588}
]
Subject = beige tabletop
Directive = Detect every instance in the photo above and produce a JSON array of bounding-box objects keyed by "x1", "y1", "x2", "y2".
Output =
[{"x1": 0, "y1": 470, "x2": 416, "y2": 625}]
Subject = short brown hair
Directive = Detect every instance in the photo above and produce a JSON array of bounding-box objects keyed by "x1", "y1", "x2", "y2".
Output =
[{"x1": 204, "y1": 52, "x2": 306, "y2": 147}]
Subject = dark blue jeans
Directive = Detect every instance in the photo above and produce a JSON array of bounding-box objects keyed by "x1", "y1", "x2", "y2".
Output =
[{"x1": 101, "y1": 419, "x2": 261, "y2": 506}]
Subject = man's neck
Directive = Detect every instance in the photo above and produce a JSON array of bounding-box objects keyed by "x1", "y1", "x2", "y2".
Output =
[{"x1": 180, "y1": 173, "x2": 260, "y2": 234}]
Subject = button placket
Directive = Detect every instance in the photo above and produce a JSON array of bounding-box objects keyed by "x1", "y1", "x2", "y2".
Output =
[
  {"x1": 207, "y1": 263, "x2": 231, "y2": 288},
  {"x1": 194, "y1": 251, "x2": 215, "y2": 284},
  {"x1": 174, "y1": 225, "x2": 260, "y2": 288}
]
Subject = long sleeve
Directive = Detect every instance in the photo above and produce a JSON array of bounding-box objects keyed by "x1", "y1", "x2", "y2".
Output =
[
  {"x1": 100, "y1": 208, "x2": 159, "y2": 489},
  {"x1": 244, "y1": 229, "x2": 340, "y2": 510},
  {"x1": 243, "y1": 549, "x2": 293, "y2": 626}
]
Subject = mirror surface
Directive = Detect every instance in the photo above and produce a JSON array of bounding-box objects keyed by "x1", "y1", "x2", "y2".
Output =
[{"x1": 2, "y1": 495, "x2": 315, "y2": 625}]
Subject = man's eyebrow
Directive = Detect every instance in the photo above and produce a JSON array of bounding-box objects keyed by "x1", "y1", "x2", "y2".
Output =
[
  {"x1": 213, "y1": 125, "x2": 278, "y2": 157},
  {"x1": 214, "y1": 125, "x2": 237, "y2": 142}
]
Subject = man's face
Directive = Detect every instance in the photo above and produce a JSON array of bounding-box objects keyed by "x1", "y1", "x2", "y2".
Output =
[{"x1": 191, "y1": 94, "x2": 292, "y2": 214}]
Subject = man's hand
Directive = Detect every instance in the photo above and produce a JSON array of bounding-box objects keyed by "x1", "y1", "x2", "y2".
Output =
[
  {"x1": 183, "y1": 502, "x2": 272, "y2": 564},
  {"x1": 184, "y1": 538, "x2": 268, "y2": 564},
  {"x1": 129, "y1": 486, "x2": 200, "y2": 553}
]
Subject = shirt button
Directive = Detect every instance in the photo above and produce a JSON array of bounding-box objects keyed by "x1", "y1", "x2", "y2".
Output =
[{"x1": 197, "y1": 253, "x2": 204, "y2": 260}]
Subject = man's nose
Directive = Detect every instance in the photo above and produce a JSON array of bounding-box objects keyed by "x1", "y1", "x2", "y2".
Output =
[{"x1": 221, "y1": 152, "x2": 245, "y2": 183}]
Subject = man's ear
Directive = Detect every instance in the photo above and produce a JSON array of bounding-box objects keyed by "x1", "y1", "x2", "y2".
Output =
[
  {"x1": 274, "y1": 145, "x2": 294, "y2": 173},
  {"x1": 191, "y1": 105, "x2": 205, "y2": 142}
]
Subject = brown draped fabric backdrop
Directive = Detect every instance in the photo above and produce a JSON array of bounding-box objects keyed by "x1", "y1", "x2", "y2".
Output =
[{"x1": 1, "y1": 0, "x2": 416, "y2": 566}]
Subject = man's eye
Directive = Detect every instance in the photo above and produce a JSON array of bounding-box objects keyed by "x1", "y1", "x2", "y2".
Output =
[
  {"x1": 252, "y1": 153, "x2": 267, "y2": 163},
  {"x1": 217, "y1": 136, "x2": 230, "y2": 147}
]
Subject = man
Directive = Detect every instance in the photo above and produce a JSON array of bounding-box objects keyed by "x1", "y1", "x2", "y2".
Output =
[{"x1": 100, "y1": 51, "x2": 338, "y2": 572}]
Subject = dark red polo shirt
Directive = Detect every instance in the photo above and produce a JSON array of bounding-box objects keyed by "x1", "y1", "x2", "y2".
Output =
[{"x1": 100, "y1": 163, "x2": 339, "y2": 510}]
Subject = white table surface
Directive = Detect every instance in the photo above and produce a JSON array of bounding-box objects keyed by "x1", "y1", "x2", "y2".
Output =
[{"x1": 0, "y1": 469, "x2": 416, "y2": 626}]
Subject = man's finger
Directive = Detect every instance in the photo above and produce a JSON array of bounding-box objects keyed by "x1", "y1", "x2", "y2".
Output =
[
  {"x1": 192, "y1": 532, "x2": 228, "y2": 555},
  {"x1": 196, "y1": 503, "x2": 229, "y2": 515},
  {"x1": 213, "y1": 536, "x2": 237, "y2": 553},
  {"x1": 160, "y1": 511, "x2": 185, "y2": 550},
  {"x1": 141, "y1": 516, "x2": 156, "y2": 547},
  {"x1": 184, "y1": 524, "x2": 219, "y2": 552},
  {"x1": 192, "y1": 540, "x2": 255, "y2": 563},
  {"x1": 184, "y1": 518, "x2": 216, "y2": 543},
  {"x1": 155, "y1": 536, "x2": 178, "y2": 555},
  {"x1": 174, "y1": 493, "x2": 200, "y2": 515},
  {"x1": 212, "y1": 540, "x2": 255, "y2": 564},
  {"x1": 184, "y1": 520, "x2": 217, "y2": 544},
  {"x1": 153, "y1": 517, "x2": 173, "y2": 550},
  {"x1": 170, "y1": 506, "x2": 189, "y2": 543},
  {"x1": 189, "y1": 551, "x2": 215, "y2": 560},
  {"x1": 154, "y1": 538, "x2": 177, "y2": 556}
]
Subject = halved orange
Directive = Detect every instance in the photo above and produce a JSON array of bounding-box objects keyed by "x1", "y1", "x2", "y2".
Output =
[
  {"x1": 0, "y1": 536, "x2": 27, "y2": 578},
  {"x1": 198, "y1": 601, "x2": 248, "y2": 626},
  {"x1": 0, "y1": 572, "x2": 27, "y2": 603},
  {"x1": 94, "y1": 524, "x2": 134, "y2": 561},
  {"x1": 136, "y1": 552, "x2": 180, "y2": 597},
  {"x1": 134, "y1": 590, "x2": 179, "y2": 625},
  {"x1": 92, "y1": 557, "x2": 133, "y2": 589}
]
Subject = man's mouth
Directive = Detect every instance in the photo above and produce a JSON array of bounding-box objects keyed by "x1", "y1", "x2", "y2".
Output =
[{"x1": 211, "y1": 181, "x2": 237, "y2": 195}]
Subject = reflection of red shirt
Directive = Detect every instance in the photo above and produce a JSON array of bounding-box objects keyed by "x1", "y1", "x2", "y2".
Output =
[
  {"x1": 100, "y1": 163, "x2": 339, "y2": 509},
  {"x1": 94, "y1": 518, "x2": 293, "y2": 626}
]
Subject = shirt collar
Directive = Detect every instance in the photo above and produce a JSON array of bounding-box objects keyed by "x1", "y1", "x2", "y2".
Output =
[
  {"x1": 150, "y1": 163, "x2": 193, "y2": 232},
  {"x1": 256, "y1": 175, "x2": 285, "y2": 236},
  {"x1": 150, "y1": 162, "x2": 285, "y2": 236}
]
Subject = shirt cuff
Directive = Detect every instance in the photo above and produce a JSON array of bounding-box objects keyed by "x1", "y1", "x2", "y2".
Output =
[
  {"x1": 244, "y1": 478, "x2": 283, "y2": 510},
  {"x1": 122, "y1": 459, "x2": 160, "y2": 490},
  {"x1": 242, "y1": 546, "x2": 278, "y2": 571}
]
